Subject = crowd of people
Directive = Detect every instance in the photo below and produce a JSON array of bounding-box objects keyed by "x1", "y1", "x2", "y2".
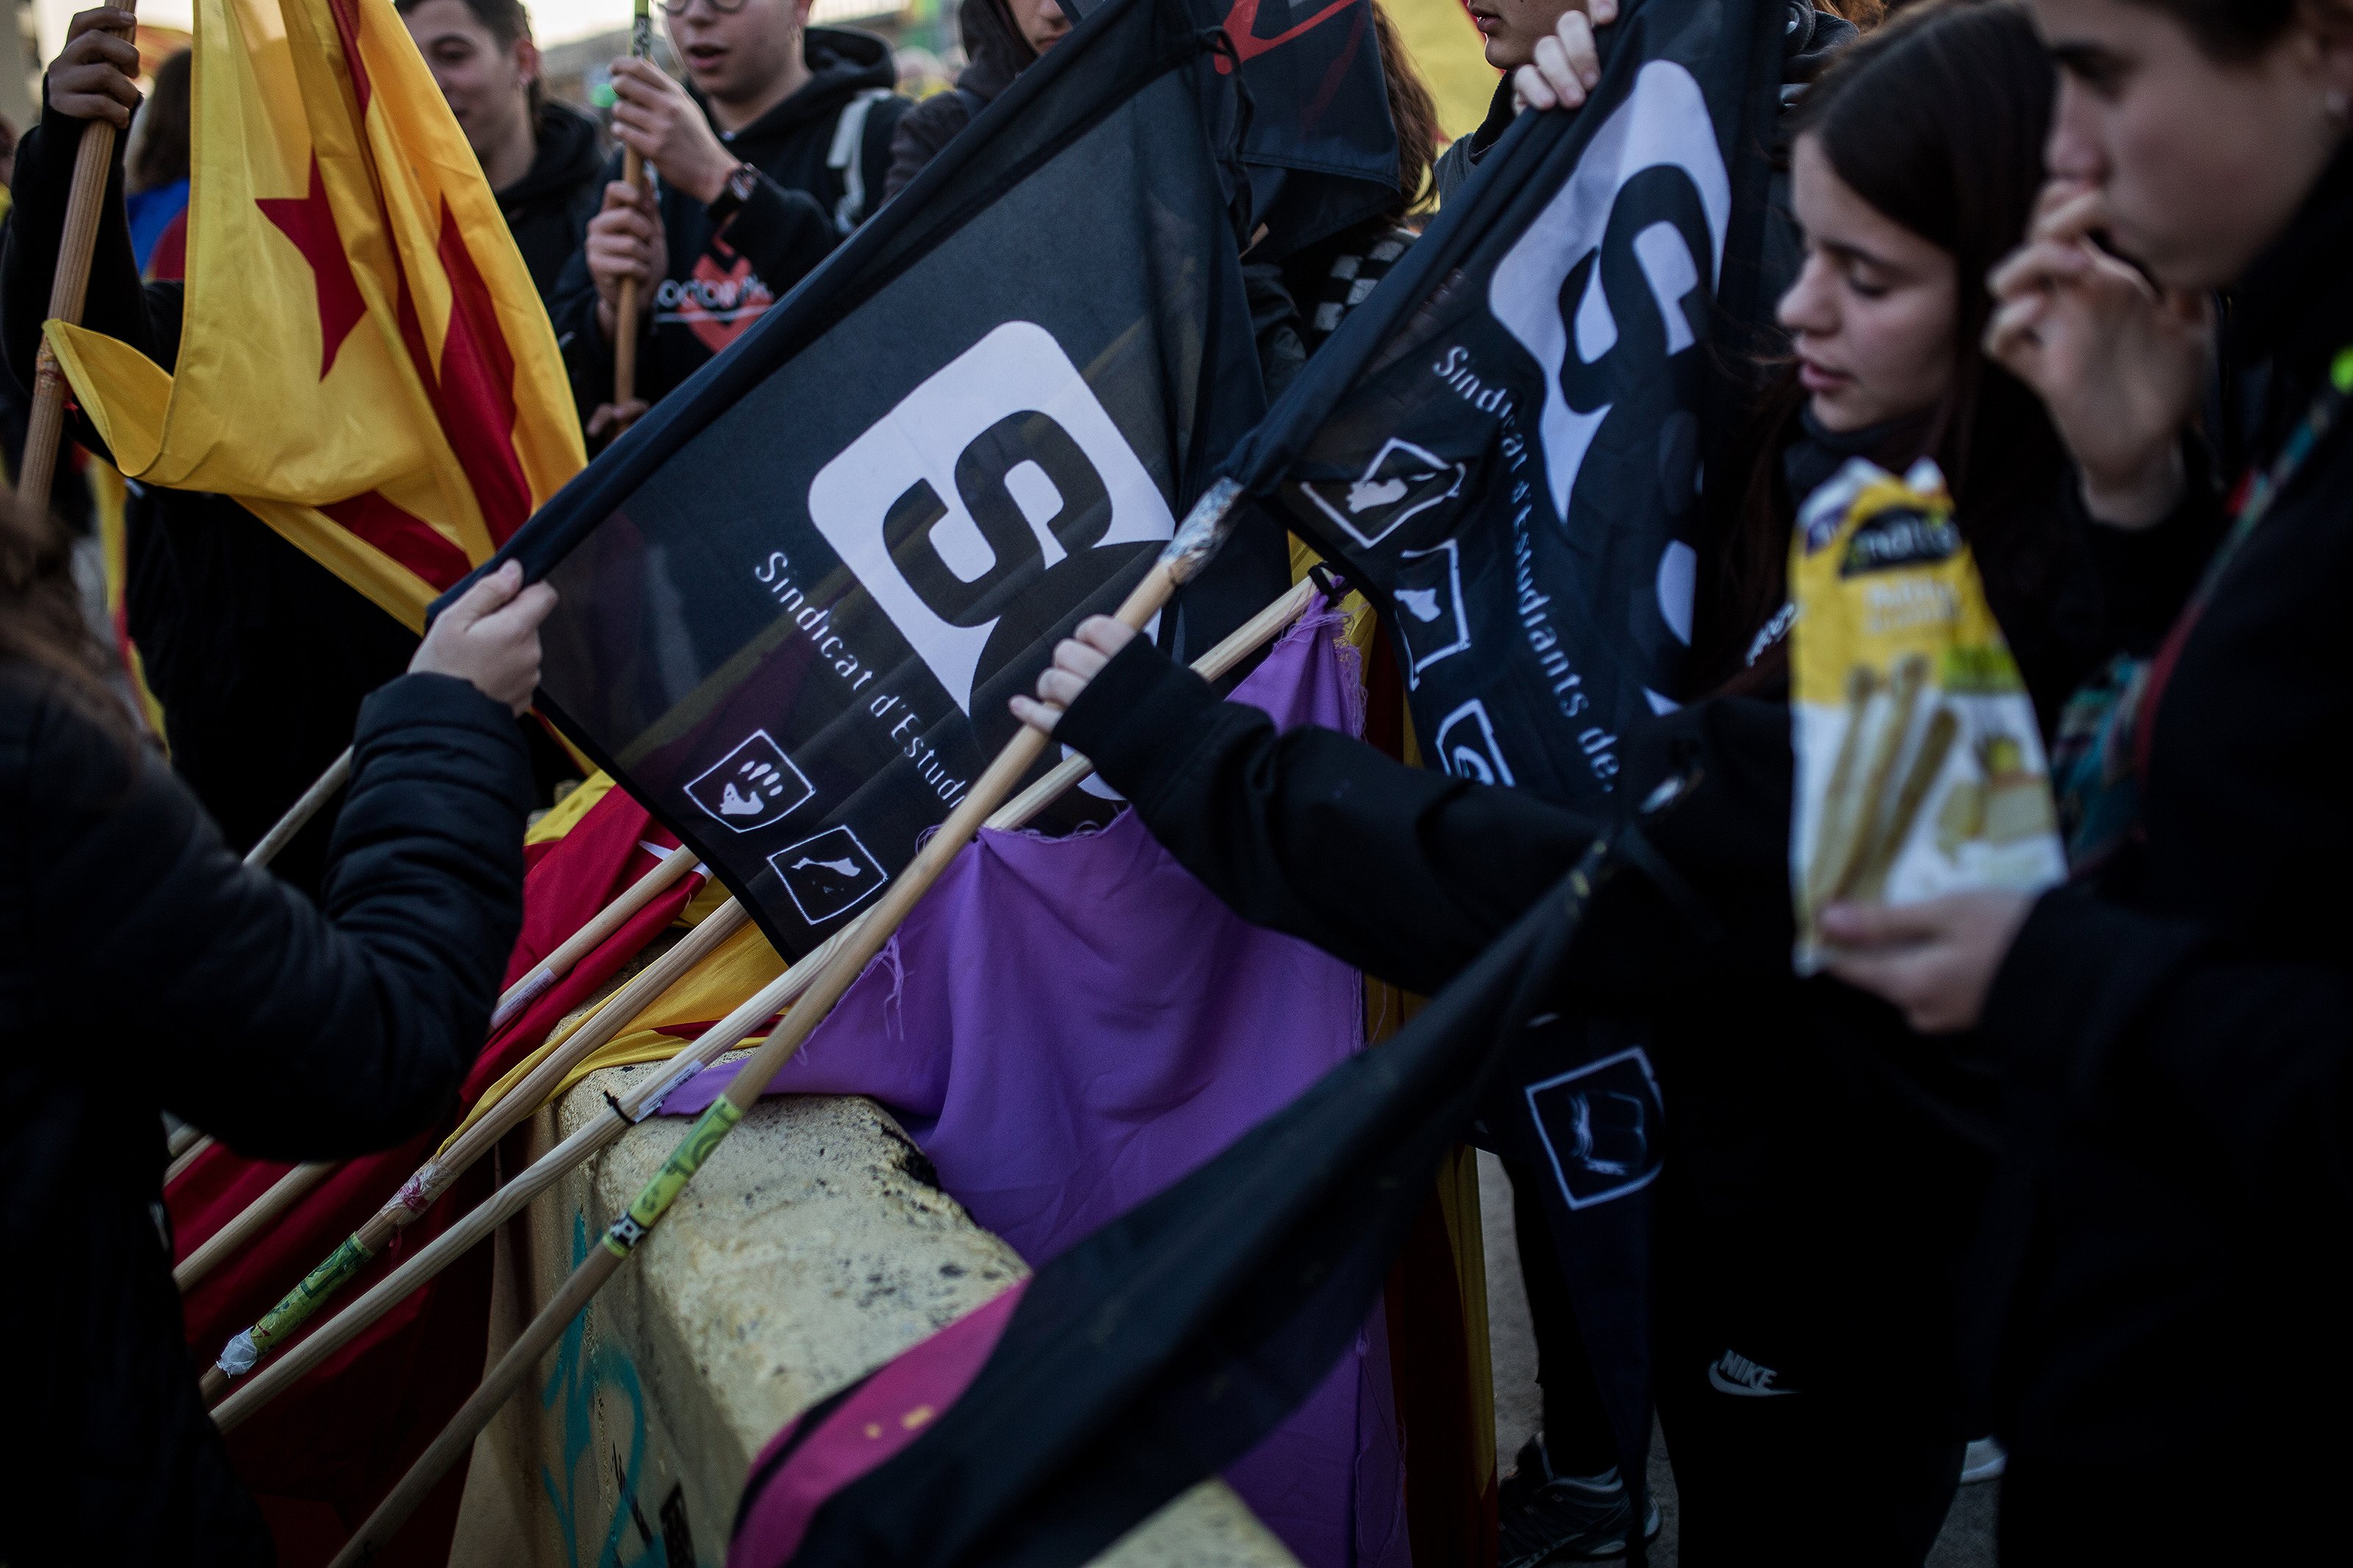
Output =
[{"x1": 0, "y1": 0, "x2": 2346, "y2": 1561}]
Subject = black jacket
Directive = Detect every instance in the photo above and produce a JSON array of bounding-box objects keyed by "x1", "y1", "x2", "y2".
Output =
[
  {"x1": 1975, "y1": 145, "x2": 2353, "y2": 1492},
  {"x1": 500, "y1": 98, "x2": 608, "y2": 303},
  {"x1": 549, "y1": 29, "x2": 909, "y2": 420},
  {"x1": 882, "y1": 0, "x2": 1032, "y2": 199},
  {"x1": 0, "y1": 669, "x2": 529, "y2": 1567},
  {"x1": 0, "y1": 102, "x2": 420, "y2": 893}
]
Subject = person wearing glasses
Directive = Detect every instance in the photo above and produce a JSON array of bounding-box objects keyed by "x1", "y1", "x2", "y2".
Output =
[{"x1": 549, "y1": 0, "x2": 909, "y2": 442}]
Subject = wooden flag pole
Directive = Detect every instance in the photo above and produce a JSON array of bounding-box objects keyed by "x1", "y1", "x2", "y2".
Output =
[
  {"x1": 490, "y1": 842, "x2": 701, "y2": 1032},
  {"x1": 13, "y1": 3, "x2": 139, "y2": 532},
  {"x1": 174, "y1": 1163, "x2": 335, "y2": 1291},
  {"x1": 165, "y1": 1132, "x2": 214, "y2": 1184},
  {"x1": 196, "y1": 894, "x2": 750, "y2": 1404},
  {"x1": 215, "y1": 534, "x2": 1302, "y2": 1436},
  {"x1": 609, "y1": 0, "x2": 654, "y2": 410},
  {"x1": 244, "y1": 747, "x2": 353, "y2": 870},
  {"x1": 324, "y1": 495, "x2": 1254, "y2": 1560},
  {"x1": 174, "y1": 844, "x2": 707, "y2": 1302}
]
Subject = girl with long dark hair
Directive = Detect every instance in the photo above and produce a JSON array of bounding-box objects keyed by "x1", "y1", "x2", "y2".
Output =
[{"x1": 1013, "y1": 4, "x2": 2099, "y2": 1560}]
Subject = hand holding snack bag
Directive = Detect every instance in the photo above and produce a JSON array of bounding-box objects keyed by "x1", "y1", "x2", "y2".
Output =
[{"x1": 1789, "y1": 459, "x2": 2066, "y2": 974}]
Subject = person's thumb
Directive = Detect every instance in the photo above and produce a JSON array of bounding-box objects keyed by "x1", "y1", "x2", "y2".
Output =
[{"x1": 440, "y1": 559, "x2": 523, "y2": 630}]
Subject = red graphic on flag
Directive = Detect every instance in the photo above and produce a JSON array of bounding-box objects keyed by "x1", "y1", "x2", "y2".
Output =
[
  {"x1": 1214, "y1": 0, "x2": 1359, "y2": 69},
  {"x1": 257, "y1": 157, "x2": 368, "y2": 378}
]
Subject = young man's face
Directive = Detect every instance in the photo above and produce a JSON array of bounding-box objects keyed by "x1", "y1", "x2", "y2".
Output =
[
  {"x1": 669, "y1": 0, "x2": 807, "y2": 108},
  {"x1": 1465, "y1": 0, "x2": 1585, "y2": 73},
  {"x1": 402, "y1": 0, "x2": 535, "y2": 157},
  {"x1": 1006, "y1": 0, "x2": 1069, "y2": 56}
]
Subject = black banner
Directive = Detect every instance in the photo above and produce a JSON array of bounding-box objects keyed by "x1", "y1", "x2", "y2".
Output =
[
  {"x1": 446, "y1": 0, "x2": 1279, "y2": 959},
  {"x1": 1221, "y1": 0, "x2": 1786, "y2": 803}
]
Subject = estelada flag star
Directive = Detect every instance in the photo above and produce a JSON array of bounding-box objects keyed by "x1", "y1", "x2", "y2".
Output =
[{"x1": 45, "y1": 0, "x2": 585, "y2": 631}]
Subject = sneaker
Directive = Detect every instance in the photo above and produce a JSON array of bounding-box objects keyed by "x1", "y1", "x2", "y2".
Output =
[
  {"x1": 1960, "y1": 1436, "x2": 2007, "y2": 1485},
  {"x1": 1499, "y1": 1436, "x2": 1664, "y2": 1565}
]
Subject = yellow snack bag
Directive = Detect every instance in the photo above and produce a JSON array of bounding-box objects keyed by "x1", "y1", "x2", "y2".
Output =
[{"x1": 1788, "y1": 458, "x2": 2064, "y2": 973}]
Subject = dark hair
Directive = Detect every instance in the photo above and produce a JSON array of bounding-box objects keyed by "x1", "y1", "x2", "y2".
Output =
[
  {"x1": 393, "y1": 0, "x2": 543, "y2": 112},
  {"x1": 1691, "y1": 0, "x2": 2066, "y2": 688},
  {"x1": 0, "y1": 504, "x2": 139, "y2": 748},
  {"x1": 1372, "y1": 3, "x2": 1441, "y2": 218},
  {"x1": 127, "y1": 49, "x2": 190, "y2": 196}
]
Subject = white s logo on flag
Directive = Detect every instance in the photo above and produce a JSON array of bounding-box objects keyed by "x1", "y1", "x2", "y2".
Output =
[
  {"x1": 808, "y1": 321, "x2": 1174, "y2": 713},
  {"x1": 1488, "y1": 61, "x2": 1731, "y2": 527}
]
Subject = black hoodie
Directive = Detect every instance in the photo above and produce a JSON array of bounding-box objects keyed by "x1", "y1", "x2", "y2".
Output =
[
  {"x1": 500, "y1": 97, "x2": 607, "y2": 303},
  {"x1": 549, "y1": 26, "x2": 908, "y2": 420},
  {"x1": 882, "y1": 0, "x2": 1033, "y2": 199}
]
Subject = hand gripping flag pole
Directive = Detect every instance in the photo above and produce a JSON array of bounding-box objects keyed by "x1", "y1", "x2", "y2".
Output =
[
  {"x1": 218, "y1": 526, "x2": 1302, "y2": 1439},
  {"x1": 174, "y1": 842, "x2": 706, "y2": 1301},
  {"x1": 321, "y1": 483, "x2": 1250, "y2": 1563},
  {"x1": 611, "y1": 0, "x2": 655, "y2": 413},
  {"x1": 13, "y1": 2, "x2": 140, "y2": 533}
]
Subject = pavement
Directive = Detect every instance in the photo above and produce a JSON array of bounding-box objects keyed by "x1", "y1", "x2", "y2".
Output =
[{"x1": 1477, "y1": 1153, "x2": 1999, "y2": 1567}]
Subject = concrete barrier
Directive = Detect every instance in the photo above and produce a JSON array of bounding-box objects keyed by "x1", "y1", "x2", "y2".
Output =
[{"x1": 451, "y1": 1058, "x2": 1299, "y2": 1567}]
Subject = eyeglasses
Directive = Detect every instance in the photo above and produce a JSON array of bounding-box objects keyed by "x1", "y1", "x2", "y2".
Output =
[{"x1": 658, "y1": 0, "x2": 751, "y2": 16}]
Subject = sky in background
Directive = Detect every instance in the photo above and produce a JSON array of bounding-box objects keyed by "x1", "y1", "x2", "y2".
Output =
[
  {"x1": 35, "y1": 0, "x2": 640, "y2": 59},
  {"x1": 33, "y1": 0, "x2": 1490, "y2": 140}
]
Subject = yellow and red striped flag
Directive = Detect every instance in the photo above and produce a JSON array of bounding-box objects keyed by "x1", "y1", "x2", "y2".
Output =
[{"x1": 46, "y1": 0, "x2": 585, "y2": 630}]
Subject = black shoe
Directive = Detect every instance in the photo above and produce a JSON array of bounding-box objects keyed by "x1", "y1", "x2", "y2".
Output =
[{"x1": 1499, "y1": 1436, "x2": 1663, "y2": 1565}]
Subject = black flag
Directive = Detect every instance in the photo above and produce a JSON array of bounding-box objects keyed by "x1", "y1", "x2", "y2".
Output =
[
  {"x1": 1202, "y1": 0, "x2": 1788, "y2": 1528},
  {"x1": 446, "y1": 0, "x2": 1280, "y2": 958},
  {"x1": 774, "y1": 839, "x2": 1627, "y2": 1568},
  {"x1": 1062, "y1": 0, "x2": 1402, "y2": 259},
  {"x1": 1222, "y1": 0, "x2": 1785, "y2": 802}
]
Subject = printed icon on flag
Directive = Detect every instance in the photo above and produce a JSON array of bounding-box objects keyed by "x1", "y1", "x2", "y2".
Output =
[
  {"x1": 687, "y1": 730, "x2": 815, "y2": 832},
  {"x1": 1298, "y1": 437, "x2": 1465, "y2": 550},
  {"x1": 1524, "y1": 1046, "x2": 1664, "y2": 1210},
  {"x1": 1433, "y1": 698, "x2": 1515, "y2": 787},
  {"x1": 1391, "y1": 538, "x2": 1471, "y2": 687},
  {"x1": 768, "y1": 826, "x2": 888, "y2": 924}
]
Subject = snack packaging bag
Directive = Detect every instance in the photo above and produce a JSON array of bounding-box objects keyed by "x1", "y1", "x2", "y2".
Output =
[{"x1": 1788, "y1": 458, "x2": 2065, "y2": 973}]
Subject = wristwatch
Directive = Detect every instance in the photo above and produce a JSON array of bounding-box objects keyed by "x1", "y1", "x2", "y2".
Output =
[{"x1": 705, "y1": 162, "x2": 760, "y2": 226}]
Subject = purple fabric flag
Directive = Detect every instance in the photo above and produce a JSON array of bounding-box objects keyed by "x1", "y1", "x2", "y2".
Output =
[{"x1": 665, "y1": 604, "x2": 1409, "y2": 1567}]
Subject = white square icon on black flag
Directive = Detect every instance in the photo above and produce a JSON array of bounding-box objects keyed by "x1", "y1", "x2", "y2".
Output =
[
  {"x1": 688, "y1": 730, "x2": 815, "y2": 833},
  {"x1": 768, "y1": 826, "x2": 888, "y2": 925}
]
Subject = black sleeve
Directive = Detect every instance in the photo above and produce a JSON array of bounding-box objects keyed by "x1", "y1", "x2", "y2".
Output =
[
  {"x1": 883, "y1": 94, "x2": 969, "y2": 201},
  {"x1": 1058, "y1": 634, "x2": 1797, "y2": 997},
  {"x1": 1986, "y1": 885, "x2": 2353, "y2": 1222},
  {"x1": 0, "y1": 100, "x2": 186, "y2": 455},
  {"x1": 2074, "y1": 447, "x2": 2227, "y2": 659},
  {"x1": 721, "y1": 174, "x2": 838, "y2": 298},
  {"x1": 35, "y1": 673, "x2": 531, "y2": 1159}
]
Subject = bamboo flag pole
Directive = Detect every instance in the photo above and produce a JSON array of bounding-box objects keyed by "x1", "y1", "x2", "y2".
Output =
[
  {"x1": 14, "y1": 4, "x2": 139, "y2": 531},
  {"x1": 217, "y1": 539, "x2": 1302, "y2": 1437},
  {"x1": 174, "y1": 843, "x2": 707, "y2": 1303},
  {"x1": 323, "y1": 492, "x2": 1252, "y2": 1561},
  {"x1": 609, "y1": 0, "x2": 654, "y2": 411},
  {"x1": 197, "y1": 894, "x2": 750, "y2": 1403}
]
